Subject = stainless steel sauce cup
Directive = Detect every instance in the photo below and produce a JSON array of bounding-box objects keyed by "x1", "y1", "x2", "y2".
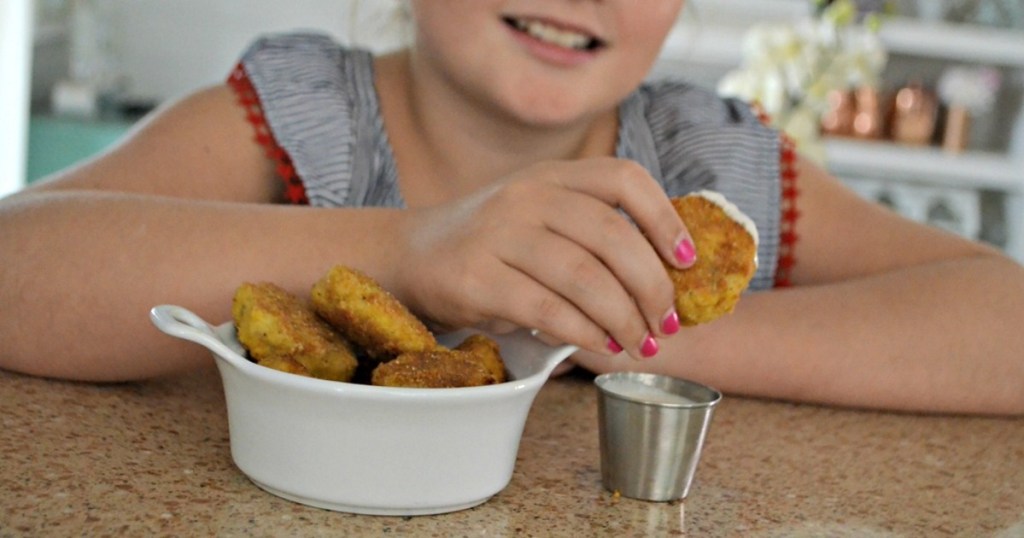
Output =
[{"x1": 595, "y1": 372, "x2": 721, "y2": 501}]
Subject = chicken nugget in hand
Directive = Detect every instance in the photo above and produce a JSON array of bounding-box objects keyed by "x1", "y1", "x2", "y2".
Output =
[{"x1": 666, "y1": 191, "x2": 759, "y2": 326}]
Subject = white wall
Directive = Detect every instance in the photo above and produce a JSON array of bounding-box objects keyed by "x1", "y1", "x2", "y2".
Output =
[
  {"x1": 68, "y1": 0, "x2": 808, "y2": 105},
  {"x1": 0, "y1": 0, "x2": 35, "y2": 196},
  {"x1": 107, "y1": 0, "x2": 407, "y2": 103},
  {"x1": 653, "y1": 0, "x2": 810, "y2": 89}
]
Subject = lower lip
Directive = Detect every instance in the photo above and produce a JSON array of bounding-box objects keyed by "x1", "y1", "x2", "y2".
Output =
[{"x1": 505, "y1": 25, "x2": 599, "y2": 68}]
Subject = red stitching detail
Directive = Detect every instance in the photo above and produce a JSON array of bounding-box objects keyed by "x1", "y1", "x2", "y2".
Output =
[
  {"x1": 227, "y1": 63, "x2": 308, "y2": 205},
  {"x1": 775, "y1": 133, "x2": 800, "y2": 288},
  {"x1": 748, "y1": 102, "x2": 801, "y2": 288}
]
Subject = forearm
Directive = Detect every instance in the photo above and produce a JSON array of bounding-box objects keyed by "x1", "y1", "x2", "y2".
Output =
[
  {"x1": 578, "y1": 253, "x2": 1024, "y2": 415},
  {"x1": 0, "y1": 190, "x2": 402, "y2": 381}
]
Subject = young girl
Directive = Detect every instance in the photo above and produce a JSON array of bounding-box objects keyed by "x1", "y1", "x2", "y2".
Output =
[{"x1": 1, "y1": 1, "x2": 1022, "y2": 415}]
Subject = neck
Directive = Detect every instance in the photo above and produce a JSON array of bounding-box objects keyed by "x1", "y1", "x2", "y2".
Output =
[{"x1": 375, "y1": 51, "x2": 619, "y2": 206}]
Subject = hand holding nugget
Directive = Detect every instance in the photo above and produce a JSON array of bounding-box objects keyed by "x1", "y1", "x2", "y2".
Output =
[{"x1": 389, "y1": 158, "x2": 694, "y2": 361}]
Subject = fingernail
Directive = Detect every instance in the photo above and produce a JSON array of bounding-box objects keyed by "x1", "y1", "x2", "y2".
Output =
[
  {"x1": 661, "y1": 310, "x2": 680, "y2": 335},
  {"x1": 606, "y1": 337, "x2": 624, "y2": 354},
  {"x1": 675, "y1": 238, "x2": 697, "y2": 266},
  {"x1": 640, "y1": 333, "x2": 659, "y2": 358}
]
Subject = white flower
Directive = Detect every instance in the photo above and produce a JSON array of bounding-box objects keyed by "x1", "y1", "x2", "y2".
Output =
[
  {"x1": 937, "y1": 66, "x2": 1002, "y2": 113},
  {"x1": 718, "y1": 61, "x2": 788, "y2": 117},
  {"x1": 717, "y1": 0, "x2": 889, "y2": 163}
]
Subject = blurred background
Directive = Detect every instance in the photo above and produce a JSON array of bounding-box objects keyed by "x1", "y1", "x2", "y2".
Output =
[{"x1": 3, "y1": 0, "x2": 1023, "y2": 260}]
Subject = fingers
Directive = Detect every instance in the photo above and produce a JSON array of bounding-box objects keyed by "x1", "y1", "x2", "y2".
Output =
[
  {"x1": 534, "y1": 188, "x2": 678, "y2": 354},
  {"x1": 554, "y1": 158, "x2": 697, "y2": 270},
  {"x1": 439, "y1": 241, "x2": 650, "y2": 360},
  {"x1": 397, "y1": 158, "x2": 687, "y2": 361},
  {"x1": 467, "y1": 261, "x2": 616, "y2": 356},
  {"x1": 491, "y1": 158, "x2": 686, "y2": 359},
  {"x1": 404, "y1": 248, "x2": 615, "y2": 357},
  {"x1": 503, "y1": 229, "x2": 658, "y2": 359}
]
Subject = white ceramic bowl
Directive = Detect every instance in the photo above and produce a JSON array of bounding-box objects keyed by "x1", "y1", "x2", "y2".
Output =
[{"x1": 150, "y1": 305, "x2": 577, "y2": 516}]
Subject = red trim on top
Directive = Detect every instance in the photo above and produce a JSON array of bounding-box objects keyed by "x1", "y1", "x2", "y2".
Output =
[
  {"x1": 775, "y1": 133, "x2": 800, "y2": 288},
  {"x1": 227, "y1": 63, "x2": 309, "y2": 205},
  {"x1": 751, "y1": 103, "x2": 800, "y2": 288}
]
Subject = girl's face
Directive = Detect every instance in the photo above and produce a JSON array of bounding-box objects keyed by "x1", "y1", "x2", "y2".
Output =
[{"x1": 408, "y1": 0, "x2": 686, "y2": 127}]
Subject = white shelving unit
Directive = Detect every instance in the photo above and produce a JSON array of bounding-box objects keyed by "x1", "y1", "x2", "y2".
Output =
[
  {"x1": 657, "y1": 9, "x2": 1024, "y2": 262},
  {"x1": 0, "y1": 0, "x2": 35, "y2": 197},
  {"x1": 824, "y1": 139, "x2": 1021, "y2": 194},
  {"x1": 824, "y1": 138, "x2": 1023, "y2": 257},
  {"x1": 847, "y1": 16, "x2": 1024, "y2": 261},
  {"x1": 878, "y1": 17, "x2": 1024, "y2": 68}
]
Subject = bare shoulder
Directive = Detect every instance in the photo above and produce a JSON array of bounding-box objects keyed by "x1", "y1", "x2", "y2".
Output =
[
  {"x1": 789, "y1": 154, "x2": 1000, "y2": 284},
  {"x1": 29, "y1": 84, "x2": 279, "y2": 203}
]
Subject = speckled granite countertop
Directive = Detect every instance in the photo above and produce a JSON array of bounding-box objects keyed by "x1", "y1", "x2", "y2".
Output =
[{"x1": 2, "y1": 365, "x2": 1022, "y2": 537}]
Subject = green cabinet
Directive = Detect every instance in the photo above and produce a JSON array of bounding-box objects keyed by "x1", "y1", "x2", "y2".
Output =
[{"x1": 26, "y1": 115, "x2": 133, "y2": 184}]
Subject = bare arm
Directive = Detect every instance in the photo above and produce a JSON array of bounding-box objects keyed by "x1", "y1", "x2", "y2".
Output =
[
  {"x1": 1, "y1": 86, "x2": 691, "y2": 381},
  {"x1": 13, "y1": 83, "x2": 1016, "y2": 414},
  {"x1": 573, "y1": 156, "x2": 1024, "y2": 415},
  {"x1": 0, "y1": 86, "x2": 405, "y2": 380}
]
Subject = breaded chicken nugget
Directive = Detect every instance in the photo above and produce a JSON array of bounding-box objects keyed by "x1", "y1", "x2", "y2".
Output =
[
  {"x1": 667, "y1": 190, "x2": 759, "y2": 326},
  {"x1": 232, "y1": 282, "x2": 358, "y2": 381},
  {"x1": 311, "y1": 265, "x2": 436, "y2": 359},
  {"x1": 455, "y1": 334, "x2": 507, "y2": 384},
  {"x1": 371, "y1": 349, "x2": 498, "y2": 388},
  {"x1": 256, "y1": 355, "x2": 311, "y2": 377}
]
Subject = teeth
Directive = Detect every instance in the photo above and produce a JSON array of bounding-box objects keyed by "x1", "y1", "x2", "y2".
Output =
[{"x1": 512, "y1": 18, "x2": 594, "y2": 50}]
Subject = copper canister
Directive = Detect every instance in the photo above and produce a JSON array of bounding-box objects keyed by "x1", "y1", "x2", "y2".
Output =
[
  {"x1": 891, "y1": 82, "x2": 938, "y2": 146},
  {"x1": 821, "y1": 89, "x2": 856, "y2": 137},
  {"x1": 942, "y1": 105, "x2": 971, "y2": 153},
  {"x1": 853, "y1": 86, "x2": 885, "y2": 140}
]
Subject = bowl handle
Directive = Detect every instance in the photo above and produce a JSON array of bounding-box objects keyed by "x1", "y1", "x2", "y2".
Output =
[{"x1": 149, "y1": 305, "x2": 239, "y2": 360}]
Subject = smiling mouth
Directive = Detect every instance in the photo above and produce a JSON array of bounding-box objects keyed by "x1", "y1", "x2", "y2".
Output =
[{"x1": 502, "y1": 16, "x2": 605, "y2": 51}]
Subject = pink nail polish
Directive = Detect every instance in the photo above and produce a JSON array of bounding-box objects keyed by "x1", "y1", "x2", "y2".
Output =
[
  {"x1": 607, "y1": 337, "x2": 624, "y2": 354},
  {"x1": 675, "y1": 238, "x2": 697, "y2": 265},
  {"x1": 661, "y1": 310, "x2": 680, "y2": 335},
  {"x1": 640, "y1": 334, "x2": 659, "y2": 358}
]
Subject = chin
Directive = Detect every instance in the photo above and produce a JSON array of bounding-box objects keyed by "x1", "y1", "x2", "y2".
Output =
[
  {"x1": 512, "y1": 107, "x2": 594, "y2": 128},
  {"x1": 499, "y1": 89, "x2": 614, "y2": 128}
]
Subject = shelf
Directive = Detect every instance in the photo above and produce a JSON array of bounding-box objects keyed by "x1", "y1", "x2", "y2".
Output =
[
  {"x1": 824, "y1": 138, "x2": 1024, "y2": 193},
  {"x1": 660, "y1": 23, "x2": 746, "y2": 67},
  {"x1": 662, "y1": 15, "x2": 1024, "y2": 71},
  {"x1": 878, "y1": 17, "x2": 1024, "y2": 68}
]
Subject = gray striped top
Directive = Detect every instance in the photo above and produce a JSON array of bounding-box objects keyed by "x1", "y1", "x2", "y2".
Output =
[{"x1": 240, "y1": 33, "x2": 782, "y2": 290}]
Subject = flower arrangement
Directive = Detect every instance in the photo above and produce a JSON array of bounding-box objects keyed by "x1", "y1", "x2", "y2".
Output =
[
  {"x1": 937, "y1": 66, "x2": 1002, "y2": 114},
  {"x1": 717, "y1": 0, "x2": 890, "y2": 162}
]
